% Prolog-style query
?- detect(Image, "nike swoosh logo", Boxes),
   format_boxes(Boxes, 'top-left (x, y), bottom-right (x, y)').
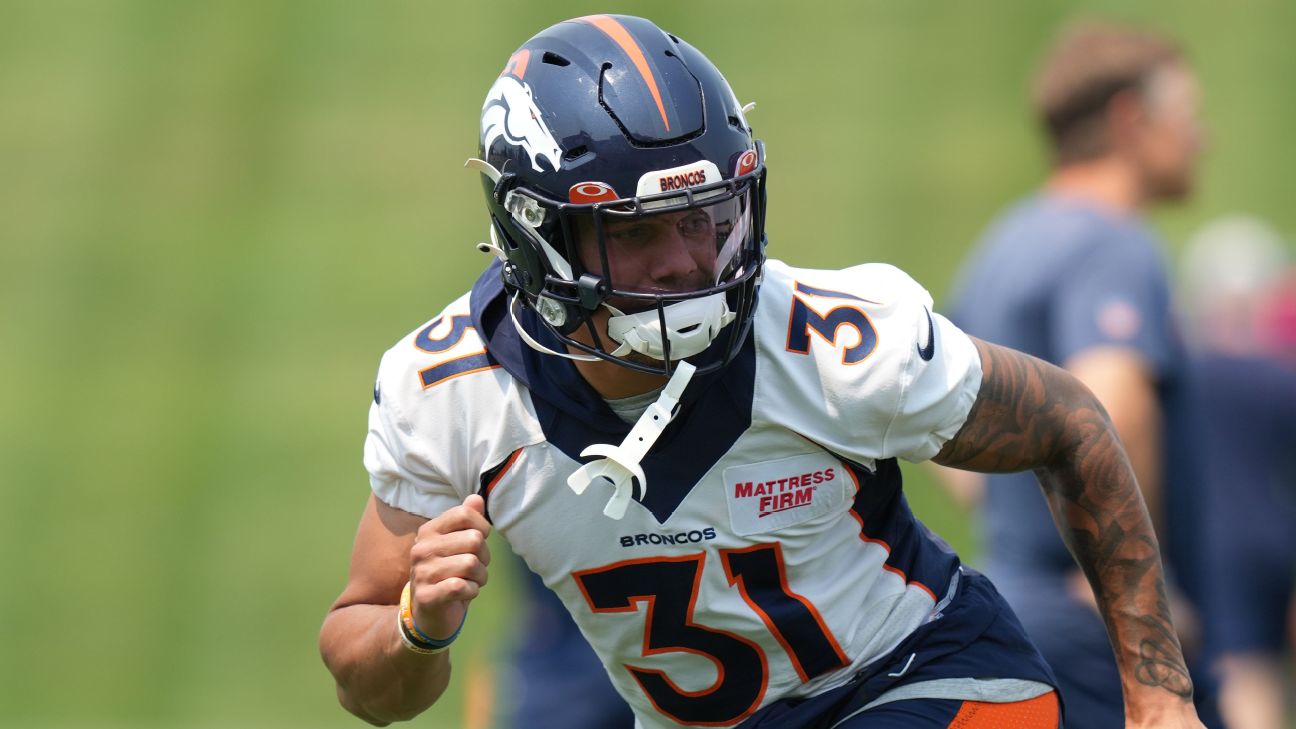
top-left (917, 308), bottom-right (935, 361)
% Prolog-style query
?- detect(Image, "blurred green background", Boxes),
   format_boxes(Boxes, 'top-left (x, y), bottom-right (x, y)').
top-left (2, 1), bottom-right (1293, 727)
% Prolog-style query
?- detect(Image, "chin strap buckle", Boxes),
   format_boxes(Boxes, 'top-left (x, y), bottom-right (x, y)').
top-left (566, 362), bottom-right (697, 519)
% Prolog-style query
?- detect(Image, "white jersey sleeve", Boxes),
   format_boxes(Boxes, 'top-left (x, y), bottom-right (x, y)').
top-left (877, 271), bottom-right (983, 462)
top-left (754, 260), bottom-right (982, 464)
top-left (362, 291), bottom-right (545, 518)
top-left (364, 348), bottom-right (461, 517)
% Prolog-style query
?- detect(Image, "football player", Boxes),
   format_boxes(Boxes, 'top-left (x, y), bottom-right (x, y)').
top-left (321, 15), bottom-right (1206, 729)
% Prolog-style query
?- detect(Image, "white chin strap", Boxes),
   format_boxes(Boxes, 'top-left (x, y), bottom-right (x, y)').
top-left (606, 294), bottom-right (736, 361)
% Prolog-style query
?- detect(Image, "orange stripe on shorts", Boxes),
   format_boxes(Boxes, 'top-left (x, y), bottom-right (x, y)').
top-left (947, 691), bottom-right (1059, 729)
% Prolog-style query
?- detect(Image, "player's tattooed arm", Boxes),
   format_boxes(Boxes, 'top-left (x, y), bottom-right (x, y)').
top-left (932, 338), bottom-right (1195, 716)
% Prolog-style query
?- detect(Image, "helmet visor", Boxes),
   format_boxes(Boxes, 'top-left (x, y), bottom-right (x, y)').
top-left (572, 189), bottom-right (755, 305)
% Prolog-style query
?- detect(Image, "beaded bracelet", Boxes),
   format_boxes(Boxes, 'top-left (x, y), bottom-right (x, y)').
top-left (396, 582), bottom-right (465, 655)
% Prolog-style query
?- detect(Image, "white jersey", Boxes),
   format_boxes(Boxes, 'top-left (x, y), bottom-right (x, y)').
top-left (365, 260), bottom-right (1018, 727)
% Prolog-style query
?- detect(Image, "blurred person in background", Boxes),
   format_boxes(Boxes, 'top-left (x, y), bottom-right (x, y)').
top-left (1179, 216), bottom-right (1296, 729)
top-left (945, 21), bottom-right (1218, 729)
top-left (320, 14), bottom-right (1209, 729)
top-left (1256, 267), bottom-right (1296, 366)
top-left (1180, 216), bottom-right (1289, 355)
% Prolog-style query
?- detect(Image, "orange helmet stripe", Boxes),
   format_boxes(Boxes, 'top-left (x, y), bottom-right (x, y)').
top-left (579, 15), bottom-right (670, 132)
top-left (501, 48), bottom-right (530, 79)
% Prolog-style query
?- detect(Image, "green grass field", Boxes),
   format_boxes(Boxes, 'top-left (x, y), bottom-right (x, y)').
top-left (2, 1), bottom-right (1293, 727)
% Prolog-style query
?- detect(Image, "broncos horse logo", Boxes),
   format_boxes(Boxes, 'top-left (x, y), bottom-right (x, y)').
top-left (481, 76), bottom-right (563, 173)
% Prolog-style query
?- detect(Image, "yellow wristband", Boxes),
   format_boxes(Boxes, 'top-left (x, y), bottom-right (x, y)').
top-left (397, 582), bottom-right (462, 654)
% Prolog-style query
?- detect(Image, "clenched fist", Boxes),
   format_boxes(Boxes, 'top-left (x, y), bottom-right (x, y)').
top-left (408, 494), bottom-right (492, 640)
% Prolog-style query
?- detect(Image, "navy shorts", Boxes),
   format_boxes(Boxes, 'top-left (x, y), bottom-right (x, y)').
top-left (739, 571), bottom-right (1058, 729)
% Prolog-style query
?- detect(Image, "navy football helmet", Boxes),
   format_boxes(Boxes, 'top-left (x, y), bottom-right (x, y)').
top-left (470, 14), bottom-right (767, 375)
